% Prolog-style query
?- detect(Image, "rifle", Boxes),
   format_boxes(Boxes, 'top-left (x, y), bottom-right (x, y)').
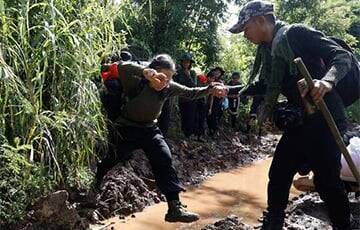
top-left (294, 58), bottom-right (360, 187)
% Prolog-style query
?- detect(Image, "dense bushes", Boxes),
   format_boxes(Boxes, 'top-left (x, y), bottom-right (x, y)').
top-left (0, 0), bottom-right (126, 222)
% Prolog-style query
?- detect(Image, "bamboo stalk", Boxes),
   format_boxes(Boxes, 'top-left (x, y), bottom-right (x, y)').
top-left (294, 57), bottom-right (360, 187)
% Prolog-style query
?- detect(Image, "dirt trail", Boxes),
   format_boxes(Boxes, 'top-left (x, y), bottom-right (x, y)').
top-left (93, 158), bottom-right (301, 230)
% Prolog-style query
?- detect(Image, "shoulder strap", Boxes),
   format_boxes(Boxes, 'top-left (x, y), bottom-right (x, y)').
top-left (271, 25), bottom-right (290, 57)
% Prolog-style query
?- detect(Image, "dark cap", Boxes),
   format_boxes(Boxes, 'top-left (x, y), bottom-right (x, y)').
top-left (120, 51), bottom-right (133, 61)
top-left (229, 0), bottom-right (274, 34)
top-left (231, 72), bottom-right (240, 78)
top-left (180, 53), bottom-right (195, 64)
top-left (211, 67), bottom-right (225, 75)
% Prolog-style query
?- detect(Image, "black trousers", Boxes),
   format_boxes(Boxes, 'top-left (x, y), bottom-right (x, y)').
top-left (249, 95), bottom-right (264, 115)
top-left (228, 98), bottom-right (239, 128)
top-left (194, 99), bottom-right (207, 137)
top-left (267, 113), bottom-right (350, 229)
top-left (98, 125), bottom-right (184, 195)
top-left (179, 101), bottom-right (196, 137)
top-left (207, 98), bottom-right (222, 135)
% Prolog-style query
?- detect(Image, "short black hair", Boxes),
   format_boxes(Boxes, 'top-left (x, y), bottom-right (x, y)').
top-left (149, 54), bottom-right (176, 71)
top-left (232, 72), bottom-right (240, 78)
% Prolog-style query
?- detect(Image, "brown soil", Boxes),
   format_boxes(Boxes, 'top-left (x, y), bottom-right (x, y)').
top-left (92, 158), bottom-right (301, 230)
top-left (94, 132), bottom-right (279, 221)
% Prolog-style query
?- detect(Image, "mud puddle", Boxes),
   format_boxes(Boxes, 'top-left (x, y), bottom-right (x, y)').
top-left (92, 158), bottom-right (301, 230)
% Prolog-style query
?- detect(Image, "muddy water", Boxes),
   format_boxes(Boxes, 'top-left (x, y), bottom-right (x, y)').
top-left (95, 158), bottom-right (301, 230)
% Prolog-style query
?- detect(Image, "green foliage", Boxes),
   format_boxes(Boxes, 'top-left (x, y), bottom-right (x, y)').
top-left (346, 100), bottom-right (360, 123)
top-left (275, 0), bottom-right (360, 121)
top-left (275, 0), bottom-right (359, 50)
top-left (114, 0), bottom-right (227, 67)
top-left (217, 35), bottom-right (256, 83)
top-left (0, 142), bottom-right (53, 222)
top-left (0, 0), bottom-right (126, 222)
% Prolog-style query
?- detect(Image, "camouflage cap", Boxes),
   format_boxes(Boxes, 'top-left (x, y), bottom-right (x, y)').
top-left (229, 0), bottom-right (274, 34)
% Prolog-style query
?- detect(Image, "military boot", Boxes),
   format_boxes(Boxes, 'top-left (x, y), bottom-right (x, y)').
top-left (333, 214), bottom-right (358, 230)
top-left (260, 215), bottom-right (284, 230)
top-left (165, 200), bottom-right (199, 223)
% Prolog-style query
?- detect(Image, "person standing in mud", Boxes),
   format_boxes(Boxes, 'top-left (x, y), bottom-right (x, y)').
top-left (226, 72), bottom-right (244, 130)
top-left (228, 0), bottom-right (359, 229)
top-left (97, 54), bottom-right (228, 223)
top-left (194, 73), bottom-right (209, 142)
top-left (207, 67), bottom-right (226, 137)
top-left (173, 53), bottom-right (197, 139)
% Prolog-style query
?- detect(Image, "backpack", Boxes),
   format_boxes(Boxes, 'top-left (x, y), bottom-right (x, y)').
top-left (328, 37), bottom-right (360, 107)
top-left (100, 60), bottom-right (146, 122)
top-left (285, 26), bottom-right (360, 107)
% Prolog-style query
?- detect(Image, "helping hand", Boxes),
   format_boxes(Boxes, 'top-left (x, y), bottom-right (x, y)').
top-left (208, 82), bottom-right (228, 98)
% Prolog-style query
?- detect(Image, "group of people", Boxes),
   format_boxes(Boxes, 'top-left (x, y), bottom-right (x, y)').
top-left (96, 0), bottom-right (360, 229)
top-left (160, 53), bottom-right (249, 141)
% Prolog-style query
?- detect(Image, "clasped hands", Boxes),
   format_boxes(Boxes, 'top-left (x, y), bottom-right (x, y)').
top-left (208, 82), bottom-right (228, 98)
top-left (143, 68), bottom-right (228, 97)
top-left (143, 68), bottom-right (170, 91)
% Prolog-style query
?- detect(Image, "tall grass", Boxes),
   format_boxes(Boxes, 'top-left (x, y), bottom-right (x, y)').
top-left (0, 0), bottom-right (128, 222)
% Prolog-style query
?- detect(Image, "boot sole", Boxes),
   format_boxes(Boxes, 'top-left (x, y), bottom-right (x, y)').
top-left (165, 216), bottom-right (199, 223)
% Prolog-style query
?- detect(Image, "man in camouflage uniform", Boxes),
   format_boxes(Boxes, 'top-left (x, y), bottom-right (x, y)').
top-left (229, 0), bottom-right (360, 229)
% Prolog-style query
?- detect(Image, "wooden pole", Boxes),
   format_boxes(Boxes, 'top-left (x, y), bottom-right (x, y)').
top-left (294, 57), bottom-right (360, 187)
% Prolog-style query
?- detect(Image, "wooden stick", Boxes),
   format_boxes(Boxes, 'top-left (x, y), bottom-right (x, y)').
top-left (294, 57), bottom-right (360, 187)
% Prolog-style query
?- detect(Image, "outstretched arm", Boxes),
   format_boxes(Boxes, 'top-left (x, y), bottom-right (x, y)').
top-left (168, 82), bottom-right (228, 99)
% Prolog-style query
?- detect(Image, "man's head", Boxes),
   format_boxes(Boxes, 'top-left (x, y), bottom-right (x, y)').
top-left (231, 72), bottom-right (240, 81)
top-left (149, 54), bottom-right (176, 89)
top-left (207, 72), bottom-right (216, 83)
top-left (180, 53), bottom-right (195, 70)
top-left (120, 51), bottom-right (132, 62)
top-left (229, 0), bottom-right (275, 44)
top-left (209, 67), bottom-right (225, 81)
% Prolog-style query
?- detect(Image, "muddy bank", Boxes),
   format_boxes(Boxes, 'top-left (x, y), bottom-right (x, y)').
top-left (202, 215), bottom-right (253, 230)
top-left (201, 125), bottom-right (360, 230)
top-left (203, 192), bottom-right (360, 230)
top-left (6, 190), bottom-right (89, 230)
top-left (3, 131), bottom-right (278, 230)
top-left (96, 158), bottom-right (301, 230)
top-left (95, 132), bottom-right (279, 220)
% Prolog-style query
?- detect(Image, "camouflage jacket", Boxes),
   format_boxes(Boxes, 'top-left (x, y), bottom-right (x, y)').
top-left (263, 22), bottom-right (354, 126)
top-left (248, 43), bottom-right (272, 85)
